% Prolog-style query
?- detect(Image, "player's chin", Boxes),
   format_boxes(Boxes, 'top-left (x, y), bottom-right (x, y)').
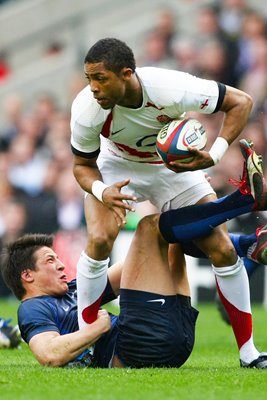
top-left (60, 282), bottom-right (69, 294)
top-left (96, 98), bottom-right (112, 109)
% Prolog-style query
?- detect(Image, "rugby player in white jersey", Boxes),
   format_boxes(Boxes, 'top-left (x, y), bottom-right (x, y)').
top-left (70, 38), bottom-right (267, 368)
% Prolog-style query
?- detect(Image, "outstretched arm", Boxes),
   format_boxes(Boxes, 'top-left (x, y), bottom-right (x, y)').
top-left (29, 309), bottom-right (110, 367)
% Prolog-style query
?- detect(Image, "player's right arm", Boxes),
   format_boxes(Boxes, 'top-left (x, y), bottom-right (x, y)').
top-left (29, 309), bottom-right (110, 367)
top-left (71, 92), bottom-right (136, 221)
top-left (73, 154), bottom-right (136, 225)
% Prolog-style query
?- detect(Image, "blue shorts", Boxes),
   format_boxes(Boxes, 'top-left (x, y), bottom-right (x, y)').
top-left (114, 289), bottom-right (199, 368)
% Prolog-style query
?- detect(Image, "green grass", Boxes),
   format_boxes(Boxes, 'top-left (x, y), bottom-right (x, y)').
top-left (1, 299), bottom-right (267, 400)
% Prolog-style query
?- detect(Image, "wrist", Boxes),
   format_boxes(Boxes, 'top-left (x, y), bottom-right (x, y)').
top-left (91, 180), bottom-right (108, 202)
top-left (209, 137), bottom-right (229, 165)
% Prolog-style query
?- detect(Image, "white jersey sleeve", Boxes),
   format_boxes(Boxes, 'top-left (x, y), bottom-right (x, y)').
top-left (70, 86), bottom-right (109, 156)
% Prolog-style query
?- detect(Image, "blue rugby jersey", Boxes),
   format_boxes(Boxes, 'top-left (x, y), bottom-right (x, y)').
top-left (18, 279), bottom-right (118, 367)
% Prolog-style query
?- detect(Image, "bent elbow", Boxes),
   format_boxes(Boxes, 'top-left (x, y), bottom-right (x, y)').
top-left (36, 354), bottom-right (66, 368)
top-left (242, 92), bottom-right (253, 114)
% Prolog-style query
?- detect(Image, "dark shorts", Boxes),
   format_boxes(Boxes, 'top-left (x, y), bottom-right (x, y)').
top-left (114, 289), bottom-right (199, 368)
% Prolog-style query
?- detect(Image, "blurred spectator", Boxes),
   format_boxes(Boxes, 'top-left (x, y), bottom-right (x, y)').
top-left (32, 92), bottom-right (58, 144)
top-left (194, 6), bottom-right (239, 85)
top-left (55, 168), bottom-right (84, 231)
top-left (171, 37), bottom-right (198, 75)
top-left (195, 38), bottom-right (230, 83)
top-left (0, 93), bottom-right (23, 149)
top-left (138, 7), bottom-right (178, 68)
top-left (235, 10), bottom-right (267, 82)
top-left (138, 29), bottom-right (176, 68)
top-left (215, 0), bottom-right (250, 39)
top-left (7, 134), bottom-right (50, 196)
top-left (0, 199), bottom-right (27, 297)
top-left (153, 8), bottom-right (177, 56)
top-left (238, 37), bottom-right (267, 114)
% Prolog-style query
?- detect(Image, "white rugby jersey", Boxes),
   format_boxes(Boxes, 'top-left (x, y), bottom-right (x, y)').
top-left (71, 67), bottom-right (224, 163)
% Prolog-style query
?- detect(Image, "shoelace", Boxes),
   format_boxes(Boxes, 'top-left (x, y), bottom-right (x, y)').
top-left (229, 162), bottom-right (251, 195)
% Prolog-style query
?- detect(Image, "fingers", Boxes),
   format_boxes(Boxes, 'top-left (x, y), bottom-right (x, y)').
top-left (112, 206), bottom-right (127, 227)
top-left (98, 309), bottom-right (109, 317)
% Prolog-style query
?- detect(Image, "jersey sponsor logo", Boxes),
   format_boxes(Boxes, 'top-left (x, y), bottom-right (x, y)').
top-left (111, 127), bottom-right (125, 135)
top-left (157, 115), bottom-right (173, 124)
top-left (147, 298), bottom-right (166, 306)
top-left (62, 305), bottom-right (70, 312)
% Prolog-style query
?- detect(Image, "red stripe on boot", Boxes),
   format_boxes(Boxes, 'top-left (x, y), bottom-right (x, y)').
top-left (216, 280), bottom-right (252, 349)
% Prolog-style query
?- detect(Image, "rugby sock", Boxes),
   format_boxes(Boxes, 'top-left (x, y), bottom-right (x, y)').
top-left (76, 251), bottom-right (109, 328)
top-left (231, 232), bottom-right (257, 258)
top-left (243, 258), bottom-right (259, 276)
top-left (181, 232), bottom-right (255, 259)
top-left (159, 190), bottom-right (254, 242)
top-left (181, 233), bottom-right (259, 276)
top-left (213, 258), bottom-right (259, 363)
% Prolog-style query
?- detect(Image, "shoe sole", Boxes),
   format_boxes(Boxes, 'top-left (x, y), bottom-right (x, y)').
top-left (254, 235), bottom-right (267, 264)
top-left (251, 173), bottom-right (266, 210)
top-left (259, 247), bottom-right (267, 264)
top-left (241, 141), bottom-right (265, 209)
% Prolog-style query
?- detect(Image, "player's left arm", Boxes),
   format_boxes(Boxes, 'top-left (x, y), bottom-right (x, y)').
top-left (29, 309), bottom-right (111, 367)
top-left (215, 85), bottom-right (253, 145)
top-left (168, 85), bottom-right (253, 172)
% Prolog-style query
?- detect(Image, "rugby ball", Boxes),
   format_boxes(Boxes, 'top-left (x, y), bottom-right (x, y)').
top-left (156, 118), bottom-right (207, 163)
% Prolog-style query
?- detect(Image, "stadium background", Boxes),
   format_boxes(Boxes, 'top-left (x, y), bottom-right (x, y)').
top-left (0, 0), bottom-right (266, 305)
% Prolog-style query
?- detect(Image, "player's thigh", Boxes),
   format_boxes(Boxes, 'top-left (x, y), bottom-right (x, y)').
top-left (168, 244), bottom-right (190, 296)
top-left (120, 215), bottom-right (177, 295)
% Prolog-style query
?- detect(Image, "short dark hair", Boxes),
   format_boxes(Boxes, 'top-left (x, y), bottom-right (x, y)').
top-left (84, 38), bottom-right (136, 74)
top-left (1, 234), bottom-right (54, 300)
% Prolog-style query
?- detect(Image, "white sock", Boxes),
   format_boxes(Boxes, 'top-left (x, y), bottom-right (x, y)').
top-left (213, 257), bottom-right (259, 363)
top-left (77, 251), bottom-right (109, 329)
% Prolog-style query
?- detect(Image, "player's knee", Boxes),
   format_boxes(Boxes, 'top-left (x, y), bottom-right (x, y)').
top-left (136, 214), bottom-right (160, 238)
top-left (211, 241), bottom-right (237, 267)
top-left (88, 229), bottom-right (118, 255)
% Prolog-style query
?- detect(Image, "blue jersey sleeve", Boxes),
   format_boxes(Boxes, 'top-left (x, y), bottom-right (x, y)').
top-left (18, 297), bottom-right (60, 343)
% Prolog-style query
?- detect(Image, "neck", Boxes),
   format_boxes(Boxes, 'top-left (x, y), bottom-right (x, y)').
top-left (120, 73), bottom-right (143, 108)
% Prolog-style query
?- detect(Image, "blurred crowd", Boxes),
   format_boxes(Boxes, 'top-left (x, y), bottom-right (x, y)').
top-left (0, 0), bottom-right (267, 296)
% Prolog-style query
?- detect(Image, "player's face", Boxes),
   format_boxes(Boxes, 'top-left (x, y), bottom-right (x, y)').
top-left (31, 247), bottom-right (68, 296)
top-left (84, 62), bottom-right (129, 109)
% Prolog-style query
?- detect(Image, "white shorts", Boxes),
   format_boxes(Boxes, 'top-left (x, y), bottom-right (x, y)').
top-left (97, 151), bottom-right (215, 211)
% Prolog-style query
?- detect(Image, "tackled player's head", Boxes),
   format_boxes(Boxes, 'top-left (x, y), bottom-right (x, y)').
top-left (1, 234), bottom-right (54, 299)
top-left (84, 38), bottom-right (136, 74)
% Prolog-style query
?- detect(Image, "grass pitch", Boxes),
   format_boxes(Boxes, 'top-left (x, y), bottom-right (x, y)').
top-left (1, 299), bottom-right (267, 400)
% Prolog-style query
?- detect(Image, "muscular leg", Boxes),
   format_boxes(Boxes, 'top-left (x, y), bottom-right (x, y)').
top-left (77, 194), bottom-right (121, 328)
top-left (85, 194), bottom-right (121, 260)
top-left (162, 192), bottom-right (260, 365)
top-left (120, 214), bottom-right (187, 296)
